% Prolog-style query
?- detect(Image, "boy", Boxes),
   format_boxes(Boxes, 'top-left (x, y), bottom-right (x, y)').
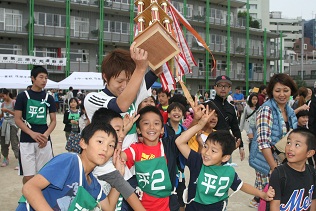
top-left (157, 88), bottom-right (171, 124)
top-left (91, 108), bottom-right (143, 211)
top-left (296, 110), bottom-right (309, 128)
top-left (15, 66), bottom-right (57, 184)
top-left (121, 106), bottom-right (181, 211)
top-left (188, 101), bottom-right (218, 152)
top-left (269, 128), bottom-right (316, 211)
top-left (175, 107), bottom-right (275, 211)
top-left (16, 123), bottom-right (143, 211)
top-left (164, 102), bottom-right (187, 211)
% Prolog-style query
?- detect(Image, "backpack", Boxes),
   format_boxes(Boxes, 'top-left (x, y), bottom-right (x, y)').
top-left (262, 164), bottom-right (316, 211)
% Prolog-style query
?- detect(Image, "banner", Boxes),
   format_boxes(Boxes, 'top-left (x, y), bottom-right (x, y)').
top-left (0, 54), bottom-right (67, 66)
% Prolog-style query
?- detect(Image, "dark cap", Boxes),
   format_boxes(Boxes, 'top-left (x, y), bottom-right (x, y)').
top-left (215, 75), bottom-right (232, 86)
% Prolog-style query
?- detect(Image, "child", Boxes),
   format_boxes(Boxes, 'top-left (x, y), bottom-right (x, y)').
top-left (188, 101), bottom-right (218, 153)
top-left (78, 102), bottom-right (89, 133)
top-left (175, 107), bottom-right (275, 211)
top-left (138, 95), bottom-right (156, 111)
top-left (64, 97), bottom-right (82, 153)
top-left (157, 88), bottom-right (171, 124)
top-left (121, 106), bottom-right (181, 211)
top-left (91, 108), bottom-right (143, 211)
top-left (269, 128), bottom-right (316, 211)
top-left (14, 66), bottom-right (57, 184)
top-left (164, 102), bottom-right (187, 211)
top-left (0, 88), bottom-right (19, 168)
top-left (16, 123), bottom-right (141, 211)
top-left (296, 110), bottom-right (309, 129)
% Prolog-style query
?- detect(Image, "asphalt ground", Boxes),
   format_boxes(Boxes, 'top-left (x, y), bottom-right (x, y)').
top-left (0, 113), bottom-right (257, 211)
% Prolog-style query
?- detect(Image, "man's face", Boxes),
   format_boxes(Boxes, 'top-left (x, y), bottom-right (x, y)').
top-left (214, 82), bottom-right (231, 99)
top-left (235, 89), bottom-right (240, 94)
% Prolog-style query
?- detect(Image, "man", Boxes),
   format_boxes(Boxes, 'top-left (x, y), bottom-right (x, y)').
top-left (258, 85), bottom-right (267, 106)
top-left (210, 75), bottom-right (245, 160)
top-left (15, 66), bottom-right (57, 184)
top-left (233, 86), bottom-right (245, 120)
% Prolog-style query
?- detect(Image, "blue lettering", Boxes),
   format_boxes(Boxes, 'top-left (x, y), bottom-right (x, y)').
top-left (280, 185), bottom-right (314, 211)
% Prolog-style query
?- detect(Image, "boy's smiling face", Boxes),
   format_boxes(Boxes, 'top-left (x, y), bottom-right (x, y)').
top-left (137, 112), bottom-right (164, 146)
top-left (201, 140), bottom-right (230, 166)
top-left (168, 107), bottom-right (183, 123)
top-left (80, 130), bottom-right (116, 166)
top-left (285, 133), bottom-right (314, 165)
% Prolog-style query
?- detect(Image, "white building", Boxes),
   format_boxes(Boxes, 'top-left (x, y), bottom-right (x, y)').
top-left (239, 0), bottom-right (270, 29)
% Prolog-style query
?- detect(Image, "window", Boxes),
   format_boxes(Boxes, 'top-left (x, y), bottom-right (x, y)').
top-left (311, 70), bottom-right (316, 75)
top-left (250, 4), bottom-right (257, 9)
top-left (250, 13), bottom-right (257, 19)
top-left (0, 44), bottom-right (22, 55)
top-left (216, 60), bottom-right (227, 71)
top-left (0, 8), bottom-right (22, 31)
top-left (298, 71), bottom-right (306, 76)
top-left (187, 4), bottom-right (193, 18)
top-left (304, 44), bottom-right (307, 49)
top-left (71, 17), bottom-right (89, 37)
top-left (198, 59), bottom-right (204, 69)
top-left (35, 12), bottom-right (65, 27)
top-left (197, 6), bottom-right (205, 17)
top-left (62, 48), bottom-right (89, 62)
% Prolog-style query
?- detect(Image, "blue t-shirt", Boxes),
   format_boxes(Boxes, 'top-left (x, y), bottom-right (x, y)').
top-left (16, 153), bottom-right (106, 211)
top-left (233, 93), bottom-right (244, 101)
top-left (185, 150), bottom-right (242, 211)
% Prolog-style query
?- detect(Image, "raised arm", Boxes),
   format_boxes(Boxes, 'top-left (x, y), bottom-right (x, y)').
top-left (175, 107), bottom-right (214, 159)
top-left (116, 42), bottom-right (148, 112)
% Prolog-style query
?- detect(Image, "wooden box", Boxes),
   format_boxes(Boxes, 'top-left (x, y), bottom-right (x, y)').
top-left (134, 21), bottom-right (180, 70)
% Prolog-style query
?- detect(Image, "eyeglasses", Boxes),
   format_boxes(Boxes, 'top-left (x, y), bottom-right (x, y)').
top-left (216, 84), bottom-right (231, 89)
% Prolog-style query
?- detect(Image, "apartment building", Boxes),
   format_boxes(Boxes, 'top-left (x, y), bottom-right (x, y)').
top-left (304, 18), bottom-right (316, 48)
top-left (0, 0), bottom-right (279, 94)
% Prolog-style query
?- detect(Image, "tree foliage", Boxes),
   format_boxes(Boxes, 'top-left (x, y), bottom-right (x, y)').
top-left (238, 11), bottom-right (260, 29)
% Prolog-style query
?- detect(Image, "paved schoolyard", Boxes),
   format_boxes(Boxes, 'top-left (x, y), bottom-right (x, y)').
top-left (0, 113), bottom-right (257, 210)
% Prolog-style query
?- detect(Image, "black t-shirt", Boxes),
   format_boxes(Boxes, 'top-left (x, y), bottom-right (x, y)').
top-left (269, 163), bottom-right (316, 211)
top-left (15, 90), bottom-right (56, 143)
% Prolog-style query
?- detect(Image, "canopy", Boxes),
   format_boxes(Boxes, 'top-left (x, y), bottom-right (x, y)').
top-left (151, 81), bottom-right (162, 89)
top-left (0, 69), bottom-right (58, 89)
top-left (57, 72), bottom-right (104, 90)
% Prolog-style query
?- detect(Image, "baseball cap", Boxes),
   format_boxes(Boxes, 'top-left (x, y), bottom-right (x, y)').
top-left (215, 75), bottom-right (232, 86)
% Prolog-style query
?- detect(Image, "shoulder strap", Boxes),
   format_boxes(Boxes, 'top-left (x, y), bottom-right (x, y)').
top-left (208, 100), bottom-right (231, 130)
top-left (277, 165), bottom-right (287, 196)
top-left (246, 109), bottom-right (256, 120)
top-left (24, 90), bottom-right (30, 99)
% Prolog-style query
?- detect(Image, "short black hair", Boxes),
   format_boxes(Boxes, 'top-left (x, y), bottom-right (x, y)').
top-left (81, 122), bottom-right (118, 148)
top-left (259, 85), bottom-right (266, 93)
top-left (91, 108), bottom-right (122, 125)
top-left (69, 86), bottom-right (73, 91)
top-left (136, 106), bottom-right (163, 128)
top-left (157, 88), bottom-right (171, 97)
top-left (289, 128), bottom-right (316, 151)
top-left (235, 86), bottom-right (240, 90)
top-left (296, 110), bottom-right (309, 119)
top-left (206, 130), bottom-right (236, 156)
top-left (167, 102), bottom-right (186, 116)
top-left (31, 66), bottom-right (48, 79)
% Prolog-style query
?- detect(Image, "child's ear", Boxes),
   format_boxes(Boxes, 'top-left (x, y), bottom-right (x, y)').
top-left (79, 138), bottom-right (87, 150)
top-left (221, 155), bottom-right (231, 163)
top-left (307, 149), bottom-right (315, 158)
top-left (160, 126), bottom-right (165, 135)
top-left (136, 127), bottom-right (141, 135)
top-left (102, 73), bottom-right (107, 83)
top-left (168, 113), bottom-right (171, 118)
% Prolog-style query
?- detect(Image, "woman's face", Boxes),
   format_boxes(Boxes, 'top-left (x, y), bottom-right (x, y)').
top-left (251, 96), bottom-right (258, 106)
top-left (272, 82), bottom-right (291, 106)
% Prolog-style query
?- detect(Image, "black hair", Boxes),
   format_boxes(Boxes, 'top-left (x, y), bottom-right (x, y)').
top-left (235, 86), bottom-right (240, 90)
top-left (157, 88), bottom-right (171, 97)
top-left (81, 122), bottom-right (118, 148)
top-left (136, 106), bottom-right (163, 128)
top-left (167, 102), bottom-right (186, 116)
top-left (247, 93), bottom-right (259, 108)
top-left (31, 66), bottom-right (48, 79)
top-left (289, 128), bottom-right (316, 151)
top-left (266, 73), bottom-right (297, 99)
top-left (202, 100), bottom-right (218, 115)
top-left (259, 85), bottom-right (266, 93)
top-left (91, 108), bottom-right (122, 125)
top-left (68, 97), bottom-right (79, 109)
top-left (169, 94), bottom-right (188, 108)
top-left (296, 110), bottom-right (309, 119)
top-left (69, 86), bottom-right (73, 91)
top-left (206, 130), bottom-right (236, 156)
top-left (0, 88), bottom-right (13, 99)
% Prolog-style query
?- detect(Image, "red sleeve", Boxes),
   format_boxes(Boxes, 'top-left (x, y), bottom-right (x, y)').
top-left (124, 145), bottom-right (136, 169)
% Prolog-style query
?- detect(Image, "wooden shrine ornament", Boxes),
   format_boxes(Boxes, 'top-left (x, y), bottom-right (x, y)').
top-left (134, 0), bottom-right (180, 70)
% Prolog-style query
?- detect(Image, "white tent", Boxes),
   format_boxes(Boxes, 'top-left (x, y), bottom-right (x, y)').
top-left (57, 72), bottom-right (104, 90)
top-left (0, 69), bottom-right (58, 89)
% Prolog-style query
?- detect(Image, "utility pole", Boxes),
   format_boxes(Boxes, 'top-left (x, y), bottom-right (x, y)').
top-left (301, 19), bottom-right (304, 80)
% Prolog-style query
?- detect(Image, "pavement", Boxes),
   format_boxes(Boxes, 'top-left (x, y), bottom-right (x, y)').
top-left (0, 113), bottom-right (258, 211)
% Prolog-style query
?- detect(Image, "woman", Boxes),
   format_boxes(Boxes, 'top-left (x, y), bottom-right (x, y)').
top-left (249, 74), bottom-right (298, 208)
top-left (292, 86), bottom-right (309, 113)
top-left (239, 93), bottom-right (259, 152)
top-left (0, 88), bottom-right (19, 169)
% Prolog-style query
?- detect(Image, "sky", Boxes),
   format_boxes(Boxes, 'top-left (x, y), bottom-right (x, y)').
top-left (270, 0), bottom-right (316, 20)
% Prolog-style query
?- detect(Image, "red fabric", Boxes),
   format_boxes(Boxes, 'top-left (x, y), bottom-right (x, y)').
top-left (258, 184), bottom-right (269, 211)
top-left (124, 142), bottom-right (169, 211)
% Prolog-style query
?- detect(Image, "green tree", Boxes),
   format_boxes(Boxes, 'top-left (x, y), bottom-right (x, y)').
top-left (293, 76), bottom-right (307, 88)
top-left (237, 11), bottom-right (260, 29)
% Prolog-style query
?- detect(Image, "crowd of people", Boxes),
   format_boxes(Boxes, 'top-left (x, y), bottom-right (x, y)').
top-left (0, 41), bottom-right (315, 211)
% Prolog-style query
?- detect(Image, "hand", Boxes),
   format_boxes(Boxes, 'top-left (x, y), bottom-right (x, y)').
top-left (123, 113), bottom-right (140, 134)
top-left (239, 148), bottom-right (245, 161)
top-left (264, 186), bottom-right (275, 201)
top-left (30, 132), bottom-right (48, 148)
top-left (190, 96), bottom-right (205, 121)
top-left (235, 138), bottom-right (241, 149)
top-left (70, 120), bottom-right (78, 125)
top-left (1, 108), bottom-right (8, 113)
top-left (298, 104), bottom-right (309, 111)
top-left (197, 106), bottom-right (215, 128)
top-left (113, 149), bottom-right (125, 176)
top-left (130, 42), bottom-right (148, 72)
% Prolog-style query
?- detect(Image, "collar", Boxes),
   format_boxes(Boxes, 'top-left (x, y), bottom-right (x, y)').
top-left (215, 94), bottom-right (227, 104)
top-left (102, 87), bottom-right (115, 97)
